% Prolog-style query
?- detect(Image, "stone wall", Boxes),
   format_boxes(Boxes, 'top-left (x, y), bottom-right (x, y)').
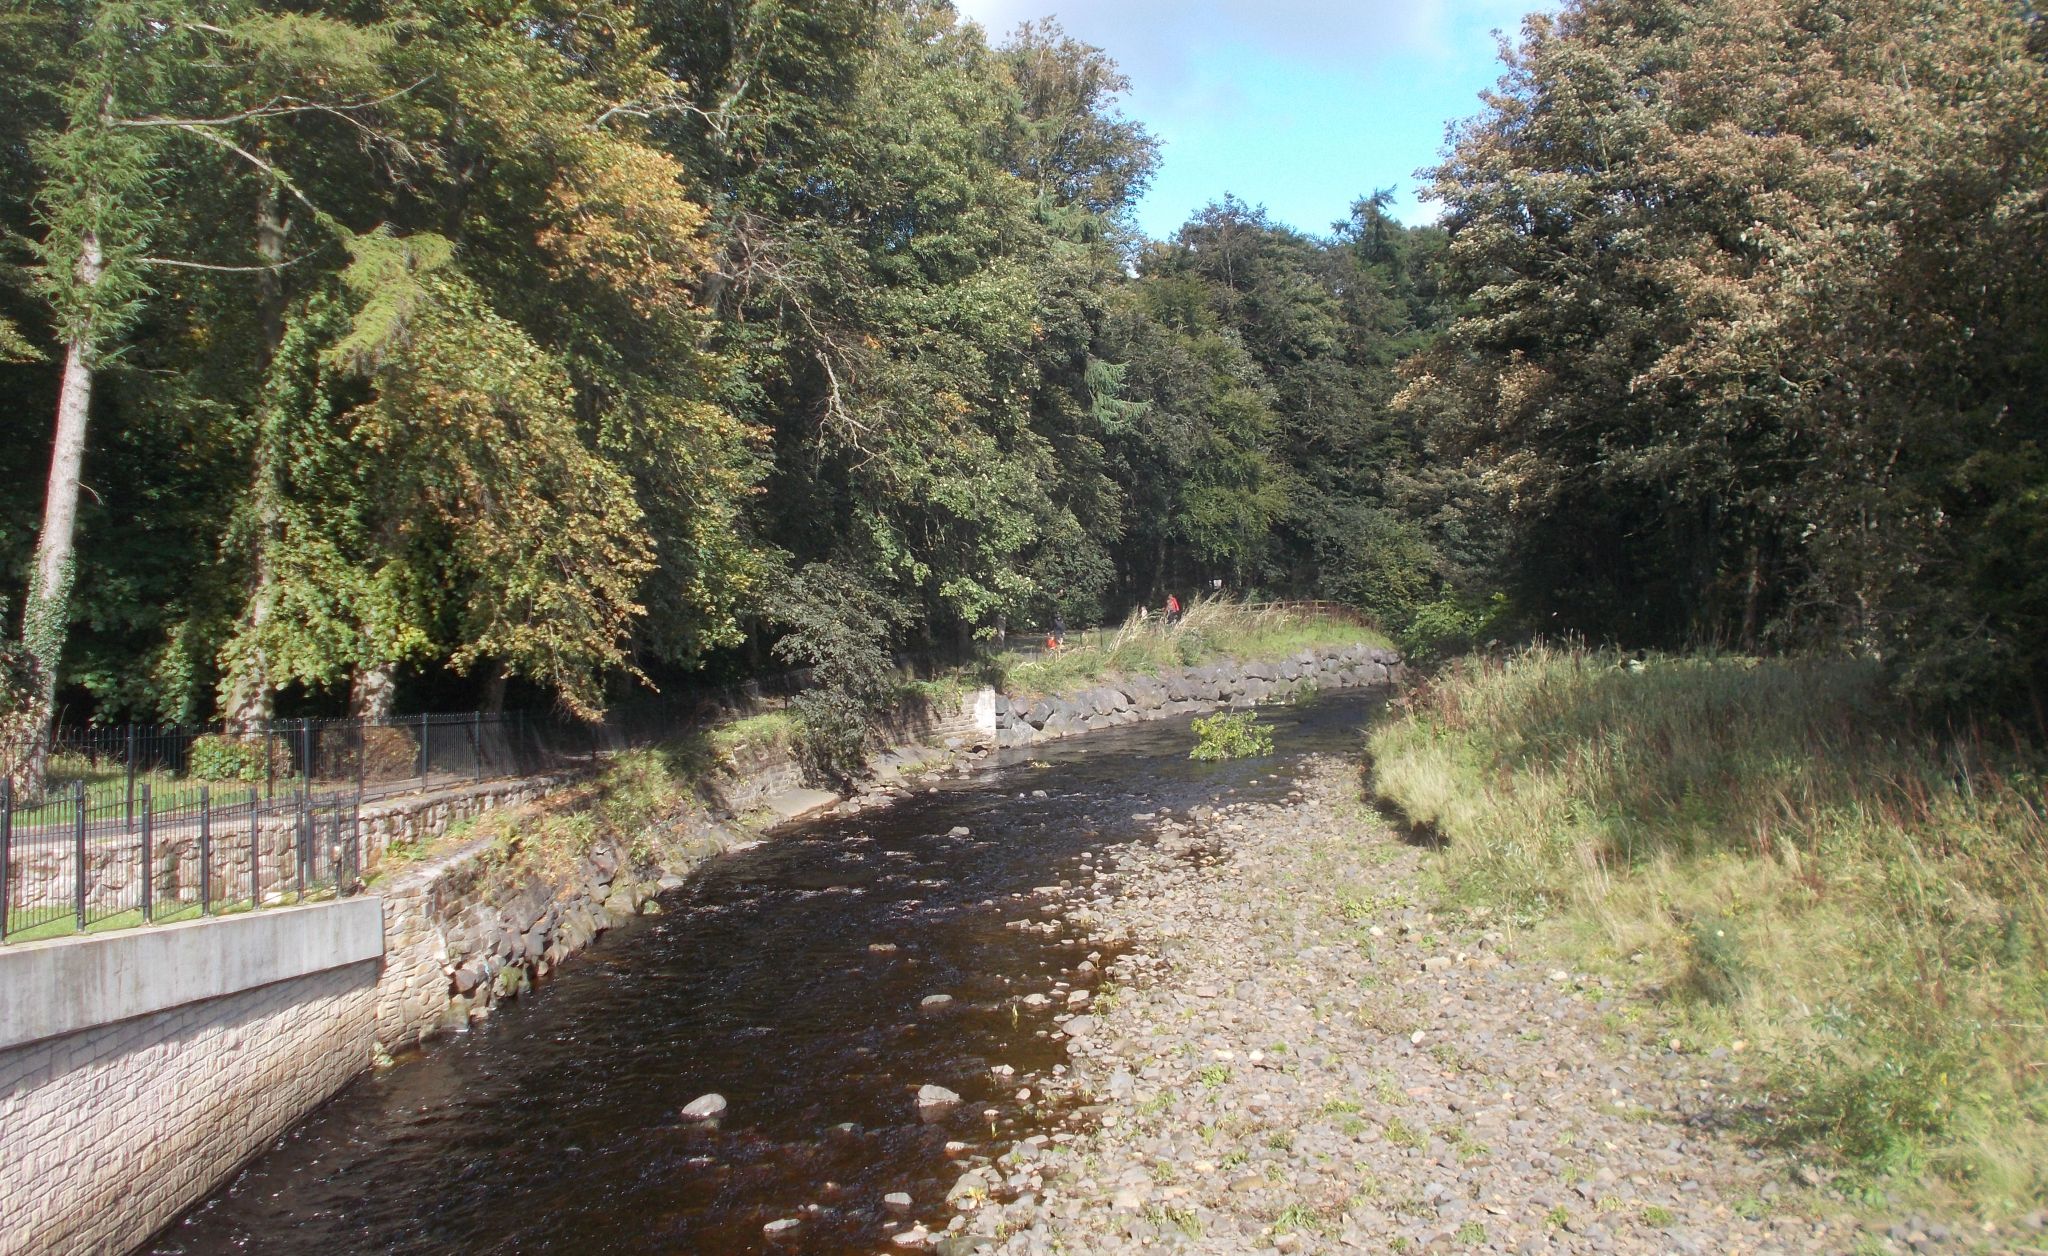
top-left (0, 903), bottom-right (383, 1256)
top-left (370, 803), bottom-right (748, 1051)
top-left (986, 643), bottom-right (1405, 748)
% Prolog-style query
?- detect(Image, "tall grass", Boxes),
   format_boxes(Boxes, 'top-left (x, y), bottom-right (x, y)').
top-left (1369, 646), bottom-right (2048, 1211)
top-left (991, 597), bottom-right (1387, 697)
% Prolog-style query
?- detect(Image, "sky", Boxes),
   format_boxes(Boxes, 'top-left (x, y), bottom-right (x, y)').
top-left (951, 0), bottom-right (1543, 240)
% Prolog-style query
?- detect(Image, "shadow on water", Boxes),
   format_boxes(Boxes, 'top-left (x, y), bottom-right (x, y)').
top-left (152, 690), bottom-right (1388, 1256)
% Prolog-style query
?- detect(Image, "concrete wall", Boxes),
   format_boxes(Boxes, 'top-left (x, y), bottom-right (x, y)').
top-left (0, 902), bottom-right (383, 1256)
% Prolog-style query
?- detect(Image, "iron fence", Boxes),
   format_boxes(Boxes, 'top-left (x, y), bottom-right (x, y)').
top-left (0, 778), bottom-right (364, 943)
top-left (0, 701), bottom-right (784, 944)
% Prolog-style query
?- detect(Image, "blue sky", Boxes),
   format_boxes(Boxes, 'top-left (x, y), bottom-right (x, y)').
top-left (952, 0), bottom-right (1544, 240)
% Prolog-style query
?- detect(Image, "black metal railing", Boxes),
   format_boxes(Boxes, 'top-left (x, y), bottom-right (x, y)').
top-left (0, 699), bottom-right (778, 944)
top-left (0, 776), bottom-right (364, 943)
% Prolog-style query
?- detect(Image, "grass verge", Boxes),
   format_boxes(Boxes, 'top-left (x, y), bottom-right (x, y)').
top-left (1367, 645), bottom-right (2047, 1213)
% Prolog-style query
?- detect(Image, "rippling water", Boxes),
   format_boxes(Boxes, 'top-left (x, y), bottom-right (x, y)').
top-left (152, 690), bottom-right (1383, 1255)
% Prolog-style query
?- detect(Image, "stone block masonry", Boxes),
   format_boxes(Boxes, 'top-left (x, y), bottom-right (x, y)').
top-left (0, 902), bottom-right (383, 1256)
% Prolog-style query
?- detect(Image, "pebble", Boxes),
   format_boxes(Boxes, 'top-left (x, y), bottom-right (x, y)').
top-left (944, 756), bottom-right (1979, 1256)
top-left (679, 1093), bottom-right (726, 1121)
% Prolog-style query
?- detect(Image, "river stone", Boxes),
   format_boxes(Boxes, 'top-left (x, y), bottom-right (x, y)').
top-left (763, 1218), bottom-right (801, 1239)
top-left (885, 1191), bottom-right (914, 1215)
top-left (921, 994), bottom-right (955, 1010)
top-left (680, 1093), bottom-right (728, 1120)
top-left (917, 1084), bottom-right (962, 1120)
top-left (1059, 1015), bottom-right (1099, 1038)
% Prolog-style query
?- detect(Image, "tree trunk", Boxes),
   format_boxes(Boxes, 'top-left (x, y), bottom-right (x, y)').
top-left (480, 663), bottom-right (508, 715)
top-left (1740, 543), bottom-right (1763, 653)
top-left (221, 184), bottom-right (292, 732)
top-left (17, 232), bottom-right (103, 792)
top-left (349, 662), bottom-right (397, 721)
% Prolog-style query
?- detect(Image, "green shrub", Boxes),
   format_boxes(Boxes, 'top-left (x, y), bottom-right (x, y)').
top-left (1399, 591), bottom-right (1511, 664)
top-left (188, 733), bottom-right (279, 783)
top-left (1189, 711), bottom-right (1274, 761)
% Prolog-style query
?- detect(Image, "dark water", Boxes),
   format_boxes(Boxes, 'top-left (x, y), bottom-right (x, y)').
top-left (152, 691), bottom-right (1382, 1256)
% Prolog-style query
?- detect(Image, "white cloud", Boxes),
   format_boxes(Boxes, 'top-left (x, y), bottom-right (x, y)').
top-left (952, 0), bottom-right (1531, 96)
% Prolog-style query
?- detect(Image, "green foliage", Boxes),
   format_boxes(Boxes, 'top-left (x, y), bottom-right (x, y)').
top-left (1401, 592), bottom-right (1512, 665)
top-left (187, 734), bottom-right (273, 783)
top-left (992, 598), bottom-right (1385, 696)
top-left (1408, 0), bottom-right (2048, 705)
top-left (768, 562), bottom-right (914, 783)
top-left (1189, 711), bottom-right (1274, 761)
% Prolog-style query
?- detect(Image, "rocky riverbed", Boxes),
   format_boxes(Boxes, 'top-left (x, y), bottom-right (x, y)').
top-left (913, 757), bottom-right (2017, 1256)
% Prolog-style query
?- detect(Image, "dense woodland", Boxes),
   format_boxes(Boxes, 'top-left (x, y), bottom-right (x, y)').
top-left (1, 0), bottom-right (2043, 754)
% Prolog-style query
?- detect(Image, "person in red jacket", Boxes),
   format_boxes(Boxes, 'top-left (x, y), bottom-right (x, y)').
top-left (1165, 593), bottom-right (1181, 626)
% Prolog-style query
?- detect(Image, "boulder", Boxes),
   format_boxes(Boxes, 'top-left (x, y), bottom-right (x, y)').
top-left (916, 1084), bottom-right (962, 1121)
top-left (681, 1093), bottom-right (728, 1120)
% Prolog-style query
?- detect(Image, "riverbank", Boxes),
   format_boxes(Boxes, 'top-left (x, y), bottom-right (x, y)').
top-left (1369, 649), bottom-right (2047, 1221)
top-left (363, 636), bottom-right (1402, 1053)
top-left (938, 757), bottom-right (2022, 1255)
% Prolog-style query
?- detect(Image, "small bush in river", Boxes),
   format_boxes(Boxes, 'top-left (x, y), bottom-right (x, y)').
top-left (1189, 711), bottom-right (1274, 761)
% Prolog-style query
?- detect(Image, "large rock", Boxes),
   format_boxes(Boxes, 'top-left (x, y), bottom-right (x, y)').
top-left (916, 1084), bottom-right (962, 1121)
top-left (681, 1093), bottom-right (728, 1120)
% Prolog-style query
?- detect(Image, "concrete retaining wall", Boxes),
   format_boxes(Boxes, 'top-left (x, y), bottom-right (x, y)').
top-left (0, 902), bottom-right (383, 1256)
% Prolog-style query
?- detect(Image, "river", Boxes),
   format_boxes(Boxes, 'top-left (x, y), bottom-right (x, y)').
top-left (150, 689), bottom-right (1385, 1255)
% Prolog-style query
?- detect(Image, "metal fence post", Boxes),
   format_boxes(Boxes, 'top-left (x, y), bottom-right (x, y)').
top-left (249, 786), bottom-right (261, 907)
top-left (125, 724), bottom-right (136, 830)
top-left (1, 779), bottom-right (11, 942)
top-left (419, 713), bottom-right (431, 782)
top-left (265, 720), bottom-right (276, 804)
top-left (139, 783), bottom-right (153, 923)
top-left (355, 718), bottom-right (366, 801)
top-left (471, 711), bottom-right (483, 783)
top-left (299, 719), bottom-right (312, 806)
top-left (199, 785), bottom-right (212, 915)
top-left (73, 780), bottom-right (87, 932)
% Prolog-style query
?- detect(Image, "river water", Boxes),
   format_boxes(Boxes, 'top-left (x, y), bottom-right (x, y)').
top-left (151, 690), bottom-right (1384, 1255)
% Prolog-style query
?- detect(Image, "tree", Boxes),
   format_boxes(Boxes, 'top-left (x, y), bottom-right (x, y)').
top-left (11, 2), bottom-right (400, 786)
top-left (1407, 0), bottom-right (2048, 705)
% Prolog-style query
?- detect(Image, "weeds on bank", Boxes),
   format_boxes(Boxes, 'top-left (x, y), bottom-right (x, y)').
top-left (1368, 645), bottom-right (2048, 1212)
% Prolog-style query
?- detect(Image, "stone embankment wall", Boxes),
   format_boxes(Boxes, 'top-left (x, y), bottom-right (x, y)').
top-left (987, 643), bottom-right (1405, 747)
top-left (371, 803), bottom-right (745, 1050)
top-left (0, 901), bottom-right (383, 1256)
